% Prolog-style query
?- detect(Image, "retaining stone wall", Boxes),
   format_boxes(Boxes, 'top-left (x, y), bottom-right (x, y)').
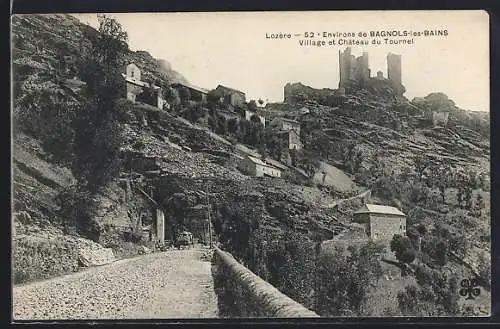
top-left (212, 247), bottom-right (319, 318)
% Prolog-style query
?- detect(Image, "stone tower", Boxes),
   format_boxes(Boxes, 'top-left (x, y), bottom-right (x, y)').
top-left (338, 47), bottom-right (352, 88)
top-left (358, 52), bottom-right (370, 82)
top-left (387, 53), bottom-right (402, 86)
top-left (338, 48), bottom-right (370, 88)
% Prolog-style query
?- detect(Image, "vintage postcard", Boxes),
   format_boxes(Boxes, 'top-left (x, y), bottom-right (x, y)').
top-left (11, 10), bottom-right (490, 320)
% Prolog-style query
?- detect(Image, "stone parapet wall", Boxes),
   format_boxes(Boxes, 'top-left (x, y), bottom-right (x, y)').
top-left (212, 247), bottom-right (319, 318)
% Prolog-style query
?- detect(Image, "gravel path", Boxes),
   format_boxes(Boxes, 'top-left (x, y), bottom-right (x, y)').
top-left (13, 247), bottom-right (218, 320)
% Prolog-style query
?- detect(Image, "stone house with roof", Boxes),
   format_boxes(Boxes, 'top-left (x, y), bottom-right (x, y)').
top-left (432, 111), bottom-right (450, 127)
top-left (171, 82), bottom-right (209, 104)
top-left (270, 117), bottom-right (301, 135)
top-left (216, 85), bottom-right (246, 107)
top-left (278, 129), bottom-right (302, 150)
top-left (239, 155), bottom-right (282, 178)
top-left (270, 117), bottom-right (302, 150)
top-left (245, 110), bottom-right (266, 127)
top-left (353, 204), bottom-right (406, 241)
top-left (122, 63), bottom-right (165, 109)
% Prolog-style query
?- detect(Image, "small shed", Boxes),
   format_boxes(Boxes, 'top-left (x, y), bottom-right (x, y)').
top-left (353, 204), bottom-right (406, 241)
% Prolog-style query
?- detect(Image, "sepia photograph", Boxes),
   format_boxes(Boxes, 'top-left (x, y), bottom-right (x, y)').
top-left (11, 10), bottom-right (490, 320)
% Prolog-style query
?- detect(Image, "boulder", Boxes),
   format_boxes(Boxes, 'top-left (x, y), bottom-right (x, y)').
top-left (138, 245), bottom-right (152, 255)
top-left (78, 245), bottom-right (115, 267)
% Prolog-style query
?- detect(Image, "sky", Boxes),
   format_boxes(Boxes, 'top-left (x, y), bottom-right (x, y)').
top-left (72, 11), bottom-right (489, 111)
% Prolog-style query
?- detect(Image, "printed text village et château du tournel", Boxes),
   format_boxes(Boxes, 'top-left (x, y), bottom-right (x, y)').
top-left (266, 29), bottom-right (448, 46)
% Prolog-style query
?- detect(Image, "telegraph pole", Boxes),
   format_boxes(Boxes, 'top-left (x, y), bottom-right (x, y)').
top-left (206, 183), bottom-right (212, 249)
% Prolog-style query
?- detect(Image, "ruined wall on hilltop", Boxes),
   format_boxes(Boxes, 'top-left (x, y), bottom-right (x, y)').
top-left (283, 82), bottom-right (338, 104)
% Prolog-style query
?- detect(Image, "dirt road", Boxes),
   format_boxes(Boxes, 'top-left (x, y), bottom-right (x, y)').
top-left (12, 247), bottom-right (218, 320)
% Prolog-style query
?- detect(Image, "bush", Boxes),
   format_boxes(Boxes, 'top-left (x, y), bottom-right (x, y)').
top-left (390, 234), bottom-right (417, 264)
top-left (420, 235), bottom-right (448, 267)
top-left (315, 242), bottom-right (384, 316)
top-left (56, 186), bottom-right (102, 241)
top-left (263, 230), bottom-right (316, 309)
top-left (477, 253), bottom-right (491, 288)
top-left (398, 264), bottom-right (460, 316)
top-left (13, 74), bottom-right (78, 165)
top-left (13, 237), bottom-right (80, 284)
top-left (123, 230), bottom-right (144, 243)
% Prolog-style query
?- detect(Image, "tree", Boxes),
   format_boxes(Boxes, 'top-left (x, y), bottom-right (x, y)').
top-left (248, 100), bottom-right (258, 112)
top-left (477, 253), bottom-right (491, 288)
top-left (74, 14), bottom-right (128, 192)
top-left (207, 89), bottom-right (223, 104)
top-left (13, 73), bottom-right (78, 164)
top-left (227, 118), bottom-right (238, 135)
top-left (473, 193), bottom-right (485, 217)
top-left (136, 83), bottom-right (157, 106)
top-left (449, 233), bottom-right (469, 259)
top-left (425, 164), bottom-right (452, 204)
top-left (65, 15), bottom-right (129, 241)
top-left (258, 98), bottom-right (264, 106)
top-left (264, 230), bottom-right (316, 309)
top-left (421, 235), bottom-right (448, 267)
top-left (178, 86), bottom-right (191, 104)
top-left (265, 129), bottom-right (284, 161)
top-left (315, 242), bottom-right (384, 316)
top-left (406, 226), bottom-right (421, 250)
top-left (398, 264), bottom-right (460, 316)
top-left (390, 234), bottom-right (417, 264)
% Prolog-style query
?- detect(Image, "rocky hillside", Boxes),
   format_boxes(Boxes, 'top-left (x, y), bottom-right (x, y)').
top-left (12, 13), bottom-right (490, 316)
top-left (12, 14), bottom-right (187, 87)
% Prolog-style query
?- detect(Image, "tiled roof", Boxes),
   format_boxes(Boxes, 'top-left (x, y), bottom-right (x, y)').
top-left (171, 82), bottom-right (209, 94)
top-left (216, 85), bottom-right (246, 96)
top-left (247, 155), bottom-right (267, 166)
top-left (264, 157), bottom-right (288, 170)
top-left (282, 117), bottom-right (300, 124)
top-left (354, 204), bottom-right (406, 216)
top-left (123, 74), bottom-right (161, 89)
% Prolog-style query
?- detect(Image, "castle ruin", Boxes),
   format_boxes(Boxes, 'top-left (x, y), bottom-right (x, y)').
top-left (338, 47), bottom-right (404, 95)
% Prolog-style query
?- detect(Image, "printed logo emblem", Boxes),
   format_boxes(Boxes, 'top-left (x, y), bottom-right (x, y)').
top-left (459, 278), bottom-right (481, 300)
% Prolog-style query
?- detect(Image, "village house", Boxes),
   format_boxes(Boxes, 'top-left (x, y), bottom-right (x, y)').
top-left (215, 85), bottom-right (246, 107)
top-left (245, 109), bottom-right (266, 127)
top-left (269, 117), bottom-right (302, 150)
top-left (119, 176), bottom-right (166, 246)
top-left (171, 82), bottom-right (209, 104)
top-left (239, 155), bottom-right (282, 178)
top-left (218, 109), bottom-right (241, 122)
top-left (122, 63), bottom-right (165, 109)
top-left (353, 204), bottom-right (406, 241)
top-left (281, 118), bottom-right (301, 135)
top-left (432, 110), bottom-right (450, 127)
top-left (263, 157), bottom-right (288, 172)
top-left (270, 117), bottom-right (301, 135)
top-left (279, 129), bottom-right (302, 150)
